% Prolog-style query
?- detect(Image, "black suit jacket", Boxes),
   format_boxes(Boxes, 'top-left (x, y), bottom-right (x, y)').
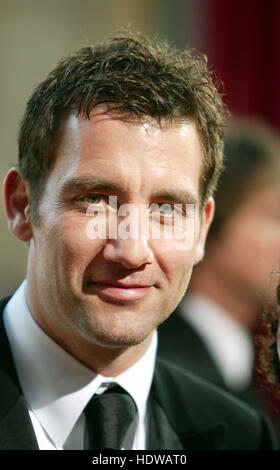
top-left (0, 296), bottom-right (277, 450)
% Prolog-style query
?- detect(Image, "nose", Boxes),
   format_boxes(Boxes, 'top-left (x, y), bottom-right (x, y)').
top-left (103, 236), bottom-right (154, 269)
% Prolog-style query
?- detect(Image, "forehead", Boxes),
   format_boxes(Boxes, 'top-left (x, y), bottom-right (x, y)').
top-left (51, 111), bottom-right (203, 199)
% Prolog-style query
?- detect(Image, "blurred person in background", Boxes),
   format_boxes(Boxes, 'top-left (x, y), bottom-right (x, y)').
top-left (255, 284), bottom-right (280, 433)
top-left (158, 118), bottom-right (280, 401)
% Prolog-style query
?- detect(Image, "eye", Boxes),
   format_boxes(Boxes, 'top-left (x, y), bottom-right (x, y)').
top-left (159, 204), bottom-right (174, 217)
top-left (149, 203), bottom-right (176, 221)
top-left (76, 194), bottom-right (106, 205)
top-left (152, 203), bottom-right (186, 217)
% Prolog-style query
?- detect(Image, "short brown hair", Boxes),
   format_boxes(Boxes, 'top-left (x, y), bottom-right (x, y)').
top-left (18, 30), bottom-right (226, 222)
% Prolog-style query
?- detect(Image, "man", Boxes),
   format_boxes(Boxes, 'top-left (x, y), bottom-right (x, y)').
top-left (1, 31), bottom-right (276, 450)
top-left (158, 119), bottom-right (280, 400)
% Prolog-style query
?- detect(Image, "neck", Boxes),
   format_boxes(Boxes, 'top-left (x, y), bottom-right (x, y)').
top-left (55, 332), bottom-right (154, 377)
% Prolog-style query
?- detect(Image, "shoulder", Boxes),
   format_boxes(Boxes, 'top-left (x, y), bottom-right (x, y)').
top-left (154, 356), bottom-right (255, 417)
top-left (152, 357), bottom-right (277, 449)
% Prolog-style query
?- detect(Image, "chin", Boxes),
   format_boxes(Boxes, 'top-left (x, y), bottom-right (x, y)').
top-left (78, 314), bottom-right (154, 349)
top-left (87, 327), bottom-right (151, 349)
top-left (93, 334), bottom-right (144, 349)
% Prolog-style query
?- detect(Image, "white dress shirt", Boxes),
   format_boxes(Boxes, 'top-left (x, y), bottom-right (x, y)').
top-left (3, 280), bottom-right (157, 450)
top-left (179, 293), bottom-right (254, 391)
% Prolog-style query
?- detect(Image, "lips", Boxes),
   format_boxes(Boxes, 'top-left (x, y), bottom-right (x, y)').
top-left (89, 281), bottom-right (153, 301)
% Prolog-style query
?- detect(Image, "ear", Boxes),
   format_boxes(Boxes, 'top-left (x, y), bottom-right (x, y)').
top-left (194, 197), bottom-right (215, 265)
top-left (3, 167), bottom-right (33, 242)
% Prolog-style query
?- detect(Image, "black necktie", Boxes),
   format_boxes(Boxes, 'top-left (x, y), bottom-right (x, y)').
top-left (84, 385), bottom-right (137, 450)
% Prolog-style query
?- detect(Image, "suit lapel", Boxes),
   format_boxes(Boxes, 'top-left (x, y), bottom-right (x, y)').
top-left (0, 371), bottom-right (39, 449)
top-left (0, 297), bottom-right (38, 449)
top-left (148, 357), bottom-right (227, 450)
top-left (0, 297), bottom-right (21, 387)
top-left (148, 394), bottom-right (226, 450)
top-left (147, 397), bottom-right (185, 449)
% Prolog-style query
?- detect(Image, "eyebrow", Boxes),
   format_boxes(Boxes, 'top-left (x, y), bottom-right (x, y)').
top-left (151, 190), bottom-right (199, 206)
top-left (60, 176), bottom-right (123, 195)
top-left (60, 176), bottom-right (199, 205)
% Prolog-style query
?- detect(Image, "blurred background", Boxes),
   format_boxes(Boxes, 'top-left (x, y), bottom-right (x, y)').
top-left (1, 0), bottom-right (280, 296)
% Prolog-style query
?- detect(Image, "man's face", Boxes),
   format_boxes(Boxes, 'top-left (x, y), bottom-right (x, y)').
top-left (26, 110), bottom-right (213, 352)
top-left (210, 184), bottom-right (280, 309)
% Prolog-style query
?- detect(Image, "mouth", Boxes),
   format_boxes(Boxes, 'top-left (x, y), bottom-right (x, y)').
top-left (88, 281), bottom-right (153, 301)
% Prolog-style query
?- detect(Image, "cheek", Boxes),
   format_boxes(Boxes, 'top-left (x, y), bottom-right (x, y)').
top-left (152, 238), bottom-right (197, 284)
top-left (42, 217), bottom-right (106, 273)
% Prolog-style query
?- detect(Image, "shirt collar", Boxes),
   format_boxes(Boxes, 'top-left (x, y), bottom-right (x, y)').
top-left (3, 280), bottom-right (157, 448)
